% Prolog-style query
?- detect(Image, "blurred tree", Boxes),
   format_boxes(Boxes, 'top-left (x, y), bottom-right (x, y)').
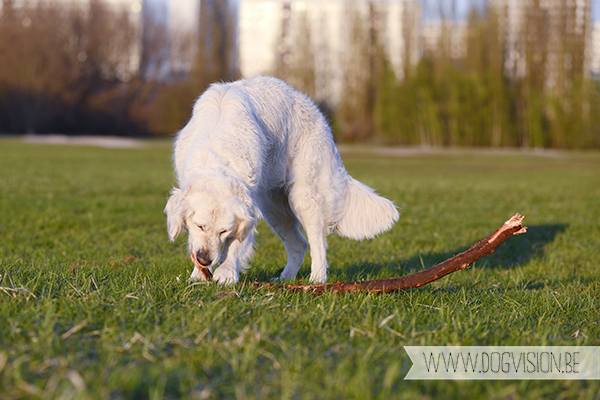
top-left (273, 8), bottom-right (317, 99)
top-left (194, 0), bottom-right (240, 89)
top-left (139, 2), bottom-right (170, 81)
top-left (370, 0), bottom-right (599, 149)
top-left (145, 0), bottom-right (241, 136)
top-left (131, 0), bottom-right (241, 136)
top-left (337, 2), bottom-right (388, 142)
top-left (0, 2), bottom-right (70, 132)
top-left (1, 0), bottom-right (598, 146)
top-left (0, 0), bottom-right (142, 135)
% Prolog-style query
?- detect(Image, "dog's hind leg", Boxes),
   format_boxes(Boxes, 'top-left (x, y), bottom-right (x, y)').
top-left (303, 223), bottom-right (329, 284)
top-left (287, 194), bottom-right (329, 284)
top-left (261, 190), bottom-right (308, 281)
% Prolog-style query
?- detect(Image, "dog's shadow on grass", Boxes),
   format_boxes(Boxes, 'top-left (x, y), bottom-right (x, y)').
top-left (331, 223), bottom-right (567, 282)
top-left (244, 223), bottom-right (566, 283)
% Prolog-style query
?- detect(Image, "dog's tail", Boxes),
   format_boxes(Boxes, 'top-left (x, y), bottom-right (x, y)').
top-left (335, 178), bottom-right (399, 240)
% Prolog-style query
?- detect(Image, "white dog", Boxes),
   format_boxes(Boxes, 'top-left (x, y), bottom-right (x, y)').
top-left (165, 77), bottom-right (399, 285)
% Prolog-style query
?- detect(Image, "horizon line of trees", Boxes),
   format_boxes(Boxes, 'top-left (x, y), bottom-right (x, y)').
top-left (0, 0), bottom-right (236, 137)
top-left (274, 0), bottom-right (599, 148)
top-left (1, 0), bottom-right (599, 149)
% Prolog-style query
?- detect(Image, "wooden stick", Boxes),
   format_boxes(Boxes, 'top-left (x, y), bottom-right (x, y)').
top-left (249, 213), bottom-right (527, 294)
top-left (190, 249), bottom-right (213, 281)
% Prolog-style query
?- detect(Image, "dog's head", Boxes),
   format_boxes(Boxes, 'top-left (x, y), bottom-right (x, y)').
top-left (164, 175), bottom-right (255, 271)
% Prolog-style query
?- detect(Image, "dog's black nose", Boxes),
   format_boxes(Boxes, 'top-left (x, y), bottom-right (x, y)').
top-left (196, 251), bottom-right (212, 267)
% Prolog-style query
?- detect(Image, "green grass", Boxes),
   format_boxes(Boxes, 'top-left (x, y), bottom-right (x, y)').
top-left (1, 139), bottom-right (599, 399)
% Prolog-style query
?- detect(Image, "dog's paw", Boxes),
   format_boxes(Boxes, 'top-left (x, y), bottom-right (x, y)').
top-left (271, 271), bottom-right (297, 282)
top-left (309, 272), bottom-right (327, 284)
top-left (212, 267), bottom-right (239, 286)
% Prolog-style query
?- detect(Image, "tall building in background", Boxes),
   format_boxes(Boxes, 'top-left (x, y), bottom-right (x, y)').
top-left (421, 19), bottom-right (467, 59)
top-left (239, 0), bottom-right (422, 104)
top-left (591, 21), bottom-right (600, 77)
top-left (491, 0), bottom-right (593, 89)
top-left (168, 0), bottom-right (199, 74)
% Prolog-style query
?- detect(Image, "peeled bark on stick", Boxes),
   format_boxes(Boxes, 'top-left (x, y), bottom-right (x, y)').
top-left (191, 249), bottom-right (213, 281)
top-left (249, 213), bottom-right (527, 295)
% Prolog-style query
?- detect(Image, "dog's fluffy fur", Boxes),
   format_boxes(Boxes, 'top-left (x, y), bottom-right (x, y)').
top-left (165, 77), bottom-right (399, 284)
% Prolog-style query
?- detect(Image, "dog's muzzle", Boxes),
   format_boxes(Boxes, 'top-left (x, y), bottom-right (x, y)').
top-left (195, 251), bottom-right (212, 267)
top-left (190, 249), bottom-right (213, 281)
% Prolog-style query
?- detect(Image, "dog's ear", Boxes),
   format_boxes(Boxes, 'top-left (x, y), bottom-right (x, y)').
top-left (233, 200), bottom-right (254, 242)
top-left (230, 181), bottom-right (257, 242)
top-left (235, 218), bottom-right (251, 242)
top-left (165, 187), bottom-right (186, 241)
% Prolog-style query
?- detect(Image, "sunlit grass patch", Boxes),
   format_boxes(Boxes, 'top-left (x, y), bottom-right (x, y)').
top-left (1, 140), bottom-right (599, 399)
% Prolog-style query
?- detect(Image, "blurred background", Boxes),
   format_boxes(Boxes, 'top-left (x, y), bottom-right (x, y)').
top-left (0, 0), bottom-right (598, 148)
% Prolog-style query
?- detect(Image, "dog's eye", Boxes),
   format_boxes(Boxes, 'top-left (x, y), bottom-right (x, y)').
top-left (219, 230), bottom-right (229, 237)
top-left (197, 225), bottom-right (206, 232)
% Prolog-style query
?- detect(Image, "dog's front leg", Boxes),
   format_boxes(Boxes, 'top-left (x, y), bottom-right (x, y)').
top-left (212, 266), bottom-right (239, 285)
top-left (305, 226), bottom-right (329, 284)
top-left (212, 237), bottom-right (250, 285)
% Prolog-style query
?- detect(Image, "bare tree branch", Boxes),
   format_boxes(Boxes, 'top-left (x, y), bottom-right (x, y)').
top-left (240, 213), bottom-right (527, 295)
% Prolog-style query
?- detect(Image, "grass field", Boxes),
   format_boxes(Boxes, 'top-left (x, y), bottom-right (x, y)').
top-left (1, 139), bottom-right (599, 399)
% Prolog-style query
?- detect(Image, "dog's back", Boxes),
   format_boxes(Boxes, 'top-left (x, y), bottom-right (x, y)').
top-left (174, 77), bottom-right (340, 189)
